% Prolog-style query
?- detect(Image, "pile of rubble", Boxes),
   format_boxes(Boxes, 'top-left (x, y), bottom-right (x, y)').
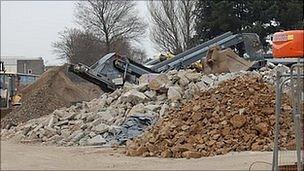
top-left (125, 75), bottom-right (295, 158)
top-left (1, 65), bottom-right (101, 129)
top-left (1, 68), bottom-right (252, 146)
top-left (1, 63), bottom-right (292, 149)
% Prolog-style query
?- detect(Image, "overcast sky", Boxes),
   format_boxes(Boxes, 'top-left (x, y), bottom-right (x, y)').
top-left (1, 1), bottom-right (156, 66)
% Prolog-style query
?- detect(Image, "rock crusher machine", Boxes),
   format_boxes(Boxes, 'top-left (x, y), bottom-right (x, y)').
top-left (272, 30), bottom-right (304, 171)
top-left (69, 32), bottom-right (266, 92)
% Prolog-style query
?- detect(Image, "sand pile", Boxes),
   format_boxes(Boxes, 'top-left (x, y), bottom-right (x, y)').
top-left (126, 75), bottom-right (295, 158)
top-left (1, 65), bottom-right (101, 128)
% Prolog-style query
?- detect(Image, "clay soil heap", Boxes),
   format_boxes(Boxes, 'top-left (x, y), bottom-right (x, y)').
top-left (126, 75), bottom-right (295, 158)
top-left (1, 65), bottom-right (101, 128)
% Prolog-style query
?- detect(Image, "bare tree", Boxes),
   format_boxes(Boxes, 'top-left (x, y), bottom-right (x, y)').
top-left (52, 28), bottom-right (106, 66)
top-left (75, 0), bottom-right (147, 53)
top-left (148, 0), bottom-right (196, 54)
top-left (53, 28), bottom-right (147, 66)
top-left (129, 48), bottom-right (147, 63)
top-left (110, 37), bottom-right (147, 63)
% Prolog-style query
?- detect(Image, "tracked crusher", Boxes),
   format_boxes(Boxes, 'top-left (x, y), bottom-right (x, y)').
top-left (68, 32), bottom-right (268, 92)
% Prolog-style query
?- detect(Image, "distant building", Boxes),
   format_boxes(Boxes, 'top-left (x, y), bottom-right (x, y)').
top-left (0, 56), bottom-right (45, 75)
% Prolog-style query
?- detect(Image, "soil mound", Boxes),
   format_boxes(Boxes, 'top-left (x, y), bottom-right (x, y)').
top-left (1, 65), bottom-right (101, 128)
top-left (126, 75), bottom-right (295, 158)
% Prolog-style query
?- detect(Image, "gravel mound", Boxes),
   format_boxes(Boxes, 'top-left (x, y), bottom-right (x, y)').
top-left (125, 75), bottom-right (295, 158)
top-left (1, 65), bottom-right (101, 128)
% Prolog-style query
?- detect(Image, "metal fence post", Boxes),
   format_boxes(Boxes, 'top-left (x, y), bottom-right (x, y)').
top-left (273, 70), bottom-right (281, 171)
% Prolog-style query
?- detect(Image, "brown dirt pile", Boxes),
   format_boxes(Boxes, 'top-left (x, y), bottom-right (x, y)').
top-left (1, 65), bottom-right (101, 128)
top-left (126, 75), bottom-right (295, 158)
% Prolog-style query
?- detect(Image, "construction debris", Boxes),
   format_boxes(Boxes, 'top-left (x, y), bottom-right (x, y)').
top-left (125, 75), bottom-right (295, 158)
top-left (1, 63), bottom-right (291, 153)
top-left (1, 65), bottom-right (101, 129)
top-left (1, 67), bottom-right (252, 146)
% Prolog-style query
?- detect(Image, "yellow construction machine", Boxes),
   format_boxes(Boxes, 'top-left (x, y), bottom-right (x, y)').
top-left (0, 61), bottom-right (22, 118)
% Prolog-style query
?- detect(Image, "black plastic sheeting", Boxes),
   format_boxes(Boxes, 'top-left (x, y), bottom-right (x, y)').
top-left (104, 115), bottom-right (157, 145)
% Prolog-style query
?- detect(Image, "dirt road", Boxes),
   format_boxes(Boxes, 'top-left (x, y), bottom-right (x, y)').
top-left (0, 141), bottom-right (289, 170)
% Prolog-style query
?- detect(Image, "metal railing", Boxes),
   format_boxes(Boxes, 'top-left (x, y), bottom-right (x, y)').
top-left (273, 59), bottom-right (304, 171)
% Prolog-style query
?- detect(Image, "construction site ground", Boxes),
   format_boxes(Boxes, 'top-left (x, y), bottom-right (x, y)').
top-left (2, 140), bottom-right (293, 170)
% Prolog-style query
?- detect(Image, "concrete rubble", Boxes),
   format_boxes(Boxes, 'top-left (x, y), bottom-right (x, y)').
top-left (126, 75), bottom-right (295, 158)
top-left (1, 63), bottom-right (289, 150)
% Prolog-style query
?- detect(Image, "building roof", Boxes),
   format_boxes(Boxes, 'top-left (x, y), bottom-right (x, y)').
top-left (1, 56), bottom-right (43, 61)
top-left (0, 56), bottom-right (44, 66)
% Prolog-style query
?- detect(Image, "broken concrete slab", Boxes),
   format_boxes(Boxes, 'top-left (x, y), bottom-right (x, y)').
top-left (167, 86), bottom-right (182, 101)
top-left (148, 74), bottom-right (170, 92)
top-left (87, 135), bottom-right (106, 146)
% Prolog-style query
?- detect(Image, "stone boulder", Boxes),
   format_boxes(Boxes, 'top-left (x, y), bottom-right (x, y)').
top-left (148, 74), bottom-right (170, 92)
top-left (167, 86), bottom-right (183, 101)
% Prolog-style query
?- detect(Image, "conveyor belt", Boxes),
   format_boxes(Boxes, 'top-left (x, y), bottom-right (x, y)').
top-left (68, 64), bottom-right (117, 92)
top-left (68, 32), bottom-right (263, 92)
